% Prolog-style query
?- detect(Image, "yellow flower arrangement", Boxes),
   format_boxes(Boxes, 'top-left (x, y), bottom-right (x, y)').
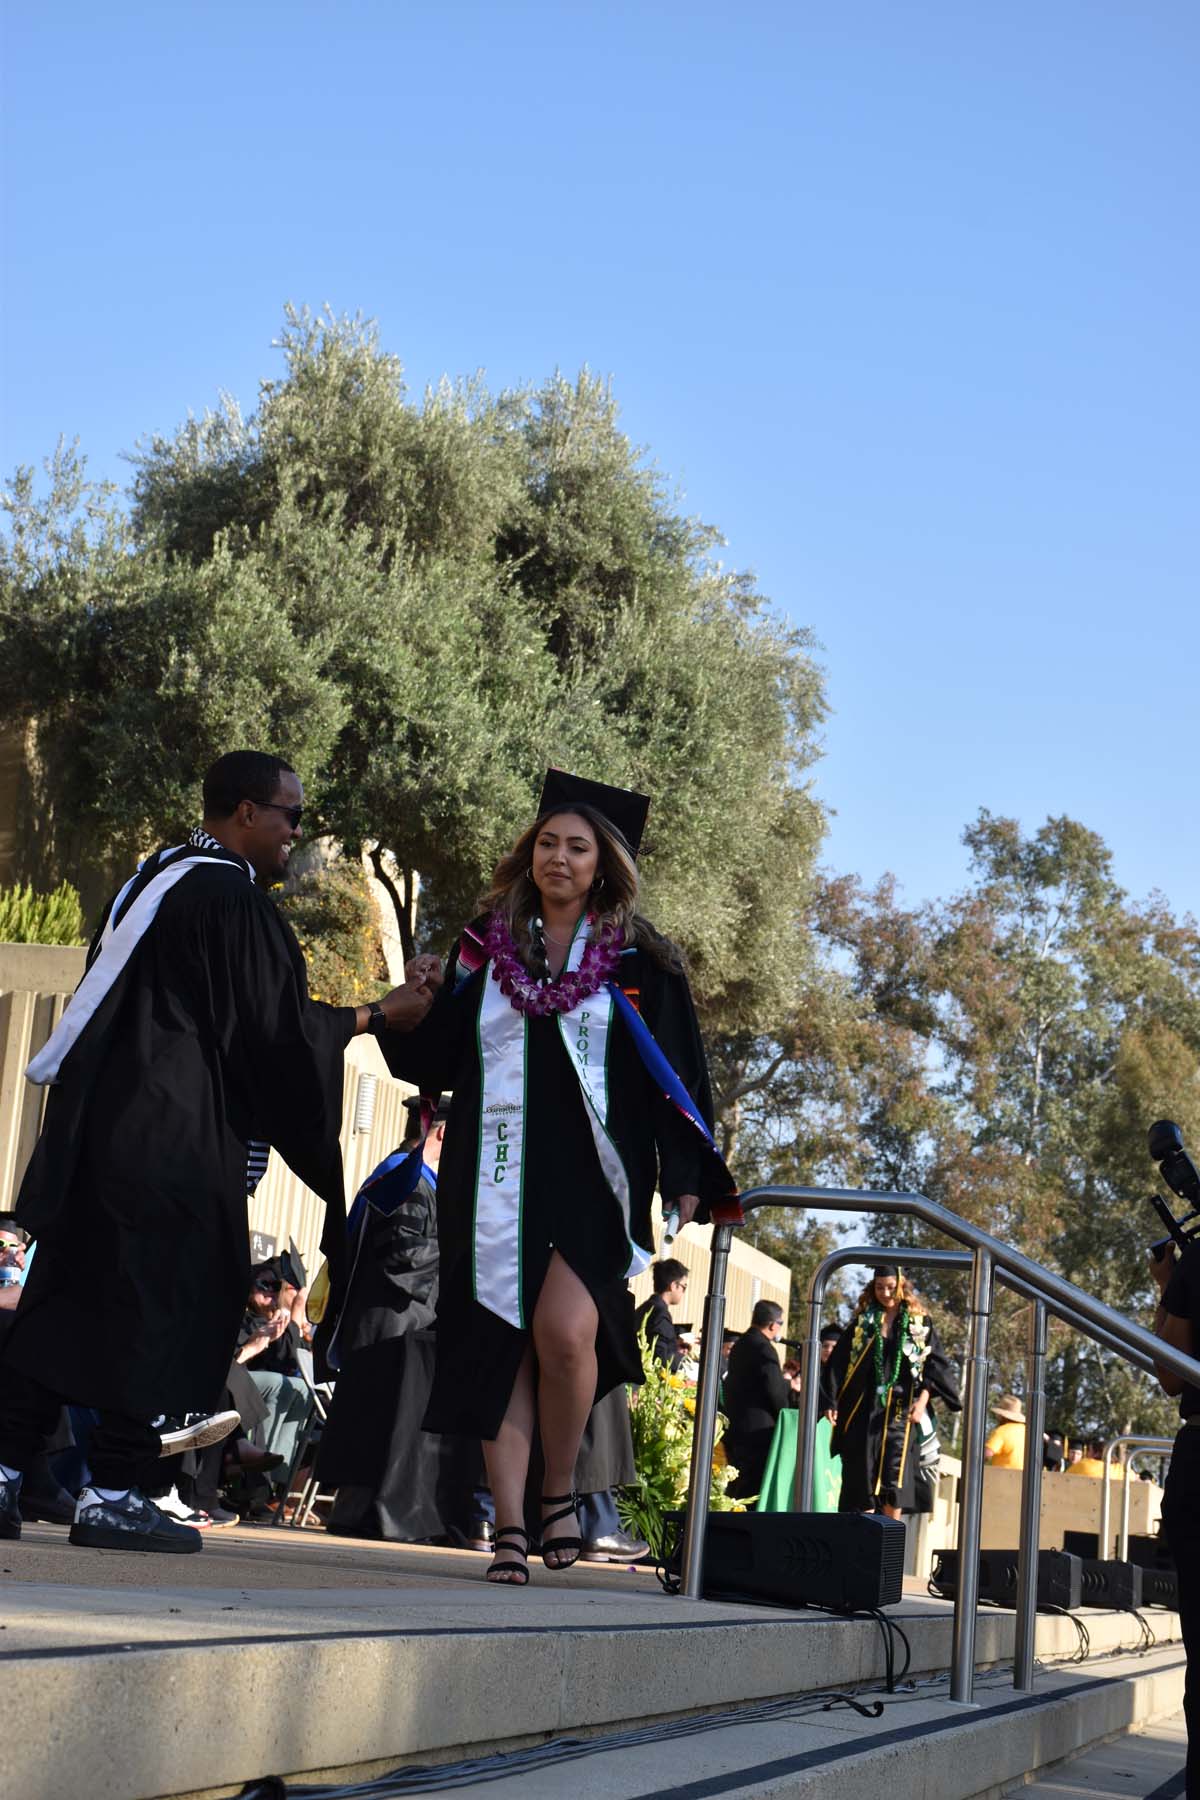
top-left (617, 1342), bottom-right (740, 1555)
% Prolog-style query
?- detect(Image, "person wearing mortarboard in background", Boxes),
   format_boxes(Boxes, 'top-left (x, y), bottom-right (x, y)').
top-left (817, 1321), bottom-right (843, 1417)
top-left (827, 1264), bottom-right (962, 1522)
top-left (0, 750), bottom-right (433, 1552)
top-left (378, 770), bottom-right (733, 1584)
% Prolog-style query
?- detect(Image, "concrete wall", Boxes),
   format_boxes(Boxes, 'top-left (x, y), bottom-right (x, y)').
top-left (980, 1463), bottom-right (1163, 1558)
top-left (0, 941), bottom-right (86, 1210)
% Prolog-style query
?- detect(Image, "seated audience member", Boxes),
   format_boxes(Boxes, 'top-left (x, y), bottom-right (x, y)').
top-left (723, 1300), bottom-right (801, 1500)
top-left (983, 1394), bottom-right (1026, 1468)
top-left (0, 1221), bottom-right (28, 1301)
top-left (1066, 1440), bottom-right (1110, 1478)
top-left (236, 1263), bottom-right (311, 1495)
top-left (634, 1259), bottom-right (690, 1371)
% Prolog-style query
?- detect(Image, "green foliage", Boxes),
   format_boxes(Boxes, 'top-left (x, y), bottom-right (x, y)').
top-left (727, 815), bottom-right (1196, 1444)
top-left (275, 859), bottom-right (387, 1006)
top-left (2, 308), bottom-right (827, 1026)
top-left (617, 1345), bottom-right (741, 1555)
top-left (0, 880), bottom-right (85, 945)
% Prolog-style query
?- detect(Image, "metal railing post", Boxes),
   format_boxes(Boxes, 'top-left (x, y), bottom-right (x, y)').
top-left (794, 1284), bottom-right (824, 1511)
top-left (1100, 1438), bottom-right (1118, 1559)
top-left (680, 1220), bottom-right (734, 1598)
top-left (1120, 1454), bottom-right (1134, 1564)
top-left (1013, 1300), bottom-right (1047, 1690)
top-left (950, 1246), bottom-right (994, 1705)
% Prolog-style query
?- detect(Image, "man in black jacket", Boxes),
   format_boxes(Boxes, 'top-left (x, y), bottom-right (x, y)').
top-left (634, 1259), bottom-right (689, 1371)
top-left (1153, 1241), bottom-right (1200, 1796)
top-left (724, 1300), bottom-right (801, 1500)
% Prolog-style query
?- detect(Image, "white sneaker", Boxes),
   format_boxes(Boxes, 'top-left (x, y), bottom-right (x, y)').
top-left (156, 1486), bottom-right (202, 1524)
top-left (153, 1411), bottom-right (241, 1456)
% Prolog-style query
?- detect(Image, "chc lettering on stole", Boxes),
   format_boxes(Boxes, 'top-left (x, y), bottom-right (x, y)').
top-left (494, 1118), bottom-right (510, 1183)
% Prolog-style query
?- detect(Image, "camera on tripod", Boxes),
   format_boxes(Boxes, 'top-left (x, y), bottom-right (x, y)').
top-left (1147, 1120), bottom-right (1200, 1262)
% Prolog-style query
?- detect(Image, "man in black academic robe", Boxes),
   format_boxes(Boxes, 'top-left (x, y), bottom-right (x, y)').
top-left (0, 750), bottom-right (431, 1552)
top-left (723, 1300), bottom-right (801, 1500)
top-left (318, 1110), bottom-right (451, 1541)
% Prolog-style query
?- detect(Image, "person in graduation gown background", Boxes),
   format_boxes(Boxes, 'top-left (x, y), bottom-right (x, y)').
top-left (0, 750), bottom-right (432, 1553)
top-left (383, 771), bottom-right (725, 1584)
top-left (317, 1097), bottom-right (482, 1544)
top-left (828, 1265), bottom-right (962, 1518)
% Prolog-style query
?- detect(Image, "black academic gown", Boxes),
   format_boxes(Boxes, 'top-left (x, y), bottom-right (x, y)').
top-left (5, 860), bottom-right (354, 1420)
top-left (318, 1168), bottom-right (474, 1541)
top-left (829, 1305), bottom-right (961, 1513)
top-left (722, 1330), bottom-right (798, 1499)
top-left (382, 921), bottom-right (717, 1440)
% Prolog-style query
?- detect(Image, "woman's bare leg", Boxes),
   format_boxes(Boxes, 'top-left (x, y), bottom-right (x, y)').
top-left (481, 1344), bottom-right (536, 1581)
top-left (532, 1251), bottom-right (599, 1565)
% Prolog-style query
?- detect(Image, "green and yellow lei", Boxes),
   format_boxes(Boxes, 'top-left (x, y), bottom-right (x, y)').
top-left (849, 1303), bottom-right (931, 1402)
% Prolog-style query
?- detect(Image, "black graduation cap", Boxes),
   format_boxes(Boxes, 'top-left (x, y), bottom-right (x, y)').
top-left (280, 1238), bottom-right (307, 1290)
top-left (538, 769), bottom-right (650, 858)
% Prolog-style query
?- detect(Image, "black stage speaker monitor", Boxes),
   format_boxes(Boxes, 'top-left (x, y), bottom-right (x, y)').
top-left (675, 1511), bottom-right (905, 1611)
top-left (930, 1548), bottom-right (1082, 1612)
top-left (1141, 1566), bottom-right (1180, 1609)
top-left (1065, 1530), bottom-right (1174, 1572)
top-left (1078, 1559), bottom-right (1143, 1611)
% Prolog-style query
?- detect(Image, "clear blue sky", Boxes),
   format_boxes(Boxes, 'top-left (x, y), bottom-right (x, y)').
top-left (3, 3), bottom-right (1197, 916)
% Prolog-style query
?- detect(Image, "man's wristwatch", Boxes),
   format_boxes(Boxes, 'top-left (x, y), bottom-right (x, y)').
top-left (366, 1000), bottom-right (388, 1036)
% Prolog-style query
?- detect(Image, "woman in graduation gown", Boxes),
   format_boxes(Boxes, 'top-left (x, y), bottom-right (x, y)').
top-left (828, 1265), bottom-right (961, 1518)
top-left (383, 771), bottom-right (724, 1584)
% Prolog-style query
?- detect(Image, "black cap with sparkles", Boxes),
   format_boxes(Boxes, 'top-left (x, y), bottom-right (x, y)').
top-left (538, 769), bottom-right (650, 858)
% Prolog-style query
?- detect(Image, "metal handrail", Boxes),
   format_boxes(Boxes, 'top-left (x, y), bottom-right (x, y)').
top-left (1119, 1440), bottom-right (1173, 1563)
top-left (681, 1183), bottom-right (1200, 1707)
top-left (795, 1244), bottom-right (1163, 1694)
top-left (1098, 1433), bottom-right (1175, 1560)
top-left (795, 1247), bottom-right (1157, 1519)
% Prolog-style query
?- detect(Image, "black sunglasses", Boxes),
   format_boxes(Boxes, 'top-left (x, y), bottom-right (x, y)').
top-left (252, 801), bottom-right (303, 829)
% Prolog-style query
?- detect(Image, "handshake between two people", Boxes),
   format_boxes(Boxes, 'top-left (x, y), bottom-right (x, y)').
top-left (357, 952), bottom-right (446, 1035)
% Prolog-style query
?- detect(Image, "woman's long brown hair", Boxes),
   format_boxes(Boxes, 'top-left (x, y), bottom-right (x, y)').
top-left (481, 802), bottom-right (681, 973)
top-left (854, 1271), bottom-right (926, 1314)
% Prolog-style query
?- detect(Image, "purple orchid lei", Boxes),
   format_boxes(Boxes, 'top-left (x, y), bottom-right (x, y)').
top-left (483, 910), bottom-right (624, 1017)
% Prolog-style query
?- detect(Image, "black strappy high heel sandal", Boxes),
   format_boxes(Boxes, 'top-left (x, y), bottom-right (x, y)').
top-left (486, 1524), bottom-right (531, 1585)
top-left (540, 1491), bottom-right (583, 1570)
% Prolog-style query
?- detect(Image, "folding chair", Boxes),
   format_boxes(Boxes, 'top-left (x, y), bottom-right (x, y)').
top-left (271, 1345), bottom-right (336, 1529)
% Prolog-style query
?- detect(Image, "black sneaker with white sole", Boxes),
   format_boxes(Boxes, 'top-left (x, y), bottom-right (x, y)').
top-left (151, 1411), bottom-right (241, 1457)
top-left (69, 1486), bottom-right (203, 1553)
top-left (0, 1472), bottom-right (22, 1541)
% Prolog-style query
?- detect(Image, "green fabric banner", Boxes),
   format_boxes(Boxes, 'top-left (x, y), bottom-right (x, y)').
top-left (755, 1411), bottom-right (842, 1512)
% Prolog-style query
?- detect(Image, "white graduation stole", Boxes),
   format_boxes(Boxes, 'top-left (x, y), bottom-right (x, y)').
top-left (473, 917), bottom-right (651, 1327)
top-left (26, 850), bottom-right (251, 1086)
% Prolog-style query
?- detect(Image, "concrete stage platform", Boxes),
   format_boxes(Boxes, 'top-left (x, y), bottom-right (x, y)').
top-left (0, 1521), bottom-right (1187, 1800)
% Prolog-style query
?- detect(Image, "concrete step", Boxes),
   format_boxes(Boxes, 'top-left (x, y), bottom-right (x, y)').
top-left (1002, 1709), bottom-right (1187, 1797)
top-left (382, 1644), bottom-right (1184, 1800)
top-left (0, 1526), bottom-right (1186, 1800)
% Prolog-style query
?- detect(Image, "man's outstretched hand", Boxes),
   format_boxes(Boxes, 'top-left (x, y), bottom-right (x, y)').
top-left (378, 978), bottom-right (436, 1031)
